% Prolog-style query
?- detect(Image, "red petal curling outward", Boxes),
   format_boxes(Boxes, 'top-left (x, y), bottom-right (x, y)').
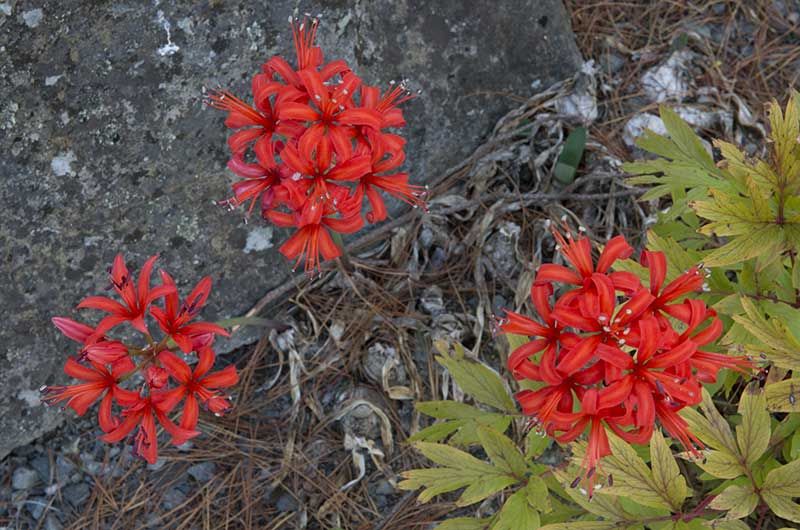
top-left (52, 317), bottom-right (95, 344)
top-left (596, 235), bottom-right (633, 273)
top-left (499, 310), bottom-right (549, 337)
top-left (535, 264), bottom-right (582, 285)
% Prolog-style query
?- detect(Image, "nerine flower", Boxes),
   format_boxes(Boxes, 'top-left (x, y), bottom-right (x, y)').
top-left (149, 272), bottom-right (229, 353)
top-left (209, 16), bottom-right (427, 273)
top-left (155, 348), bottom-right (239, 436)
top-left (498, 228), bottom-right (751, 492)
top-left (41, 357), bottom-right (137, 433)
top-left (47, 254), bottom-right (238, 465)
top-left (77, 254), bottom-right (174, 337)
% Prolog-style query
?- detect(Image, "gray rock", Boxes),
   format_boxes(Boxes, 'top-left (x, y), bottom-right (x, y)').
top-left (12, 466), bottom-right (40, 490)
top-left (21, 8), bottom-right (42, 28)
top-left (187, 462), bottom-right (216, 483)
top-left (26, 496), bottom-right (48, 520)
top-left (45, 514), bottom-right (64, 530)
top-left (0, 0), bottom-right (581, 458)
top-left (30, 455), bottom-right (51, 484)
top-left (54, 455), bottom-right (76, 482)
top-left (162, 486), bottom-right (187, 511)
top-left (484, 221), bottom-right (521, 278)
top-left (61, 482), bottom-right (90, 508)
top-left (275, 491), bottom-right (298, 512)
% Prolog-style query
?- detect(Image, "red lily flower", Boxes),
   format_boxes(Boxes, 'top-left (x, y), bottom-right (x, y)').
top-left (640, 250), bottom-right (707, 315)
top-left (360, 82), bottom-right (414, 129)
top-left (549, 388), bottom-right (628, 492)
top-left (265, 170), bottom-right (365, 272)
top-left (51, 317), bottom-right (128, 363)
top-left (41, 357), bottom-right (138, 433)
top-left (349, 137), bottom-right (427, 223)
top-left (500, 229), bottom-right (752, 491)
top-left (534, 230), bottom-right (635, 292)
top-left (270, 213), bottom-right (363, 273)
top-left (102, 393), bottom-right (199, 464)
top-left (150, 273), bottom-right (229, 353)
top-left (500, 284), bottom-right (568, 385)
top-left (77, 254), bottom-right (175, 337)
top-left (277, 70), bottom-right (383, 165)
top-left (206, 79), bottom-right (304, 160)
top-left (209, 16), bottom-right (427, 273)
top-left (218, 149), bottom-right (294, 218)
top-left (52, 316), bottom-right (95, 344)
top-left (155, 349), bottom-right (239, 437)
top-left (262, 16), bottom-right (349, 92)
top-left (49, 254), bottom-right (239, 466)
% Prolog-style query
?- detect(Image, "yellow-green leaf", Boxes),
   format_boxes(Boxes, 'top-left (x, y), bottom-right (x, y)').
top-left (650, 430), bottom-right (689, 509)
top-left (505, 333), bottom-right (530, 352)
top-left (763, 490), bottom-right (800, 523)
top-left (437, 355), bottom-right (516, 412)
top-left (699, 450), bottom-right (747, 480)
top-left (736, 386), bottom-right (771, 467)
top-left (409, 419), bottom-right (467, 443)
top-left (702, 520), bottom-right (750, 530)
top-left (526, 476), bottom-right (551, 513)
top-left (414, 442), bottom-right (501, 474)
top-left (525, 431), bottom-right (550, 458)
top-left (601, 433), bottom-right (674, 511)
top-left (708, 484), bottom-right (758, 519)
top-left (477, 425), bottom-right (527, 477)
top-left (686, 389), bottom-right (739, 453)
top-left (765, 379), bottom-right (800, 412)
top-left (398, 468), bottom-right (475, 502)
top-left (492, 489), bottom-right (540, 530)
top-left (745, 175), bottom-right (773, 221)
top-left (732, 297), bottom-right (800, 370)
top-left (701, 225), bottom-right (785, 268)
top-left (763, 458), bottom-right (800, 498)
top-left (457, 475), bottom-right (519, 507)
top-left (659, 105), bottom-right (716, 170)
top-left (768, 96), bottom-right (800, 183)
top-left (416, 401), bottom-right (494, 419)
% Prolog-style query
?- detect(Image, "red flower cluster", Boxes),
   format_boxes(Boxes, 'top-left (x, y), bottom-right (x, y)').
top-left (497, 228), bottom-right (751, 490)
top-left (208, 16), bottom-right (427, 272)
top-left (42, 254), bottom-right (238, 464)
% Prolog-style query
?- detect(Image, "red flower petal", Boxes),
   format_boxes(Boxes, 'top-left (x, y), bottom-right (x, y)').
top-left (158, 351), bottom-right (193, 384)
top-left (77, 296), bottom-right (128, 315)
top-left (52, 317), bottom-right (95, 344)
top-left (596, 236), bottom-right (633, 273)
top-left (534, 264), bottom-right (581, 285)
top-left (200, 365), bottom-right (239, 389)
top-left (337, 108), bottom-right (383, 129)
top-left (556, 334), bottom-right (601, 374)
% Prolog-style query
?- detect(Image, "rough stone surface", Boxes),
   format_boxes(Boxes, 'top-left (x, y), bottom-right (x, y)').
top-left (12, 466), bottom-right (40, 490)
top-left (0, 0), bottom-right (581, 458)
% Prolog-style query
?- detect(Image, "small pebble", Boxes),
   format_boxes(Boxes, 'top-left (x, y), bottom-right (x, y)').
top-left (22, 8), bottom-right (43, 28)
top-left (12, 467), bottom-right (40, 490)
top-left (187, 462), bottom-right (216, 483)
